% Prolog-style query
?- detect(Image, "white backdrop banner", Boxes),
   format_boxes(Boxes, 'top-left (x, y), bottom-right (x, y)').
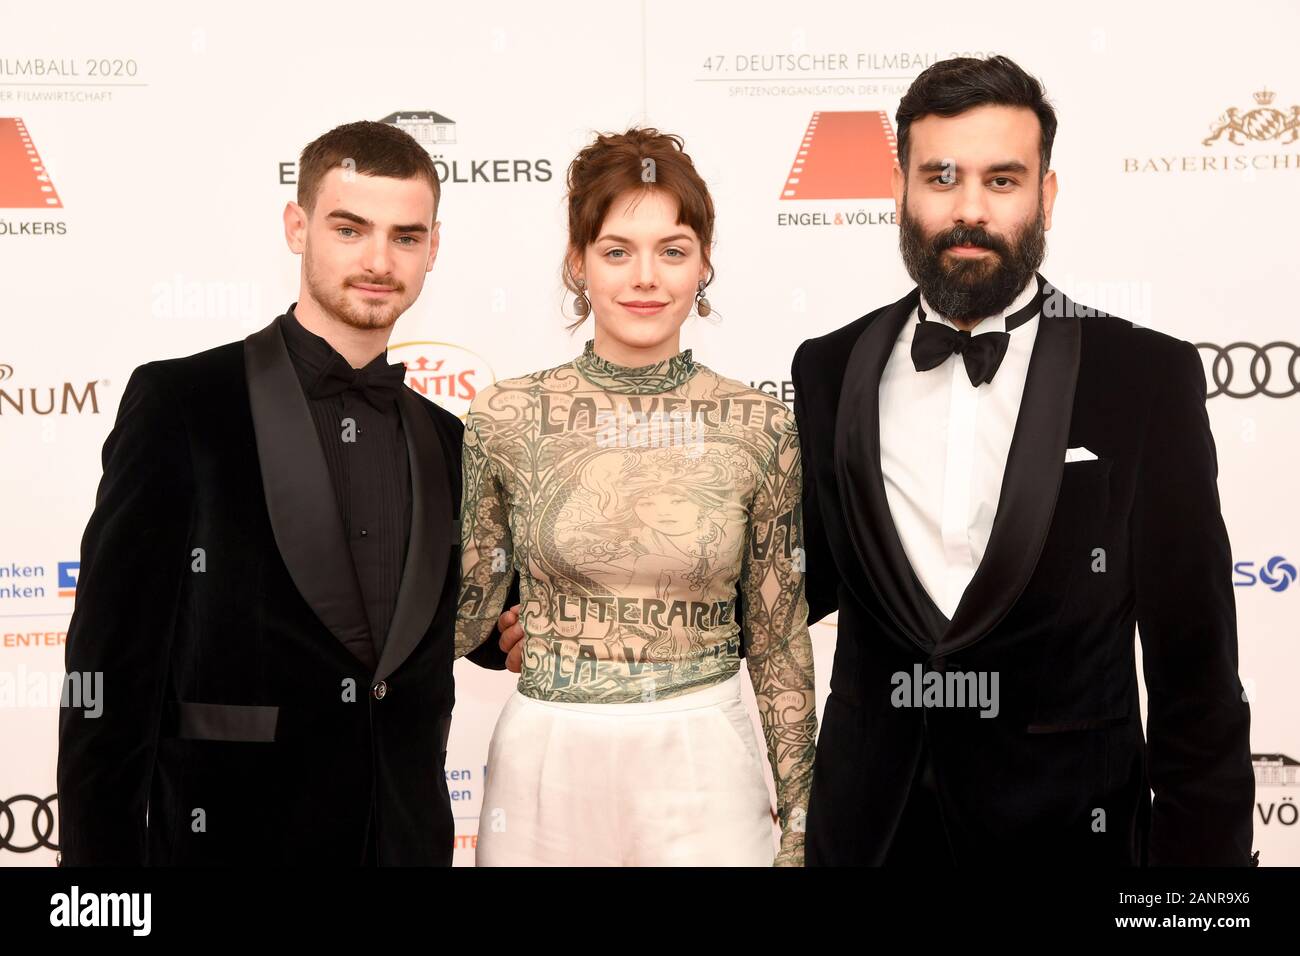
top-left (1, 0), bottom-right (1296, 866)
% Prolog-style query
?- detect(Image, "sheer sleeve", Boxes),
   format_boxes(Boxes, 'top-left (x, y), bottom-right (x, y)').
top-left (738, 402), bottom-right (818, 866)
top-left (454, 399), bottom-right (515, 659)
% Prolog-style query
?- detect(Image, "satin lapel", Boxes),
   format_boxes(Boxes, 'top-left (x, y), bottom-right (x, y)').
top-left (244, 318), bottom-right (376, 669)
top-left (834, 287), bottom-right (948, 652)
top-left (937, 277), bottom-right (1081, 657)
top-left (375, 389), bottom-right (452, 682)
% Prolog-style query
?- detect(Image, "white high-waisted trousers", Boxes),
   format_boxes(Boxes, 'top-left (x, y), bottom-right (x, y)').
top-left (474, 670), bottom-right (776, 866)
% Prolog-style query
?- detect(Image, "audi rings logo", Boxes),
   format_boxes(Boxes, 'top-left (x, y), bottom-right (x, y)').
top-left (1, 794), bottom-right (58, 853)
top-left (1197, 342), bottom-right (1300, 398)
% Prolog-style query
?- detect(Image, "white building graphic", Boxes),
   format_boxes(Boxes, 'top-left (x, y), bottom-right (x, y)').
top-left (1252, 753), bottom-right (1300, 786)
top-left (379, 111), bottom-right (456, 148)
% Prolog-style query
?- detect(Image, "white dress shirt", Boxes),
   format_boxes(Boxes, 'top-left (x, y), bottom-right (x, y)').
top-left (878, 278), bottom-right (1040, 619)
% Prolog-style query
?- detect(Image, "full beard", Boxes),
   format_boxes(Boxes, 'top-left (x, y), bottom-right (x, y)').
top-left (304, 250), bottom-right (407, 331)
top-left (898, 193), bottom-right (1046, 324)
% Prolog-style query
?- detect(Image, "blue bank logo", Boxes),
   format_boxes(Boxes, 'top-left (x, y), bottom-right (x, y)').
top-left (57, 561), bottom-right (79, 597)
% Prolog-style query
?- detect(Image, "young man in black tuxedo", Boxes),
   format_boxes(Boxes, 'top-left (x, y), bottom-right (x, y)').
top-left (58, 121), bottom-right (516, 866)
top-left (791, 56), bottom-right (1255, 866)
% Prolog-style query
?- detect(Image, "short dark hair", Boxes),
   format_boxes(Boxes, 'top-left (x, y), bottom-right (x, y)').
top-left (297, 120), bottom-right (441, 218)
top-left (895, 55), bottom-right (1057, 178)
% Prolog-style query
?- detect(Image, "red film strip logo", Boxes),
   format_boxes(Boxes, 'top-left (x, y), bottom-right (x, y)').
top-left (0, 118), bottom-right (62, 208)
top-left (780, 110), bottom-right (897, 201)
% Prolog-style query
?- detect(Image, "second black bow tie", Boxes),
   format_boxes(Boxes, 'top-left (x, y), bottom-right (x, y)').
top-left (911, 321), bottom-right (1010, 386)
top-left (308, 354), bottom-right (407, 411)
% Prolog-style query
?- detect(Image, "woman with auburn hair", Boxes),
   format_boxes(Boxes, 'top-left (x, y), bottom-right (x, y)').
top-left (454, 128), bottom-right (816, 866)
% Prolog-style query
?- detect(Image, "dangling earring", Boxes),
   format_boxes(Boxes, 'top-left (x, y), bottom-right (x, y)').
top-left (694, 280), bottom-right (712, 318)
top-left (573, 277), bottom-right (591, 318)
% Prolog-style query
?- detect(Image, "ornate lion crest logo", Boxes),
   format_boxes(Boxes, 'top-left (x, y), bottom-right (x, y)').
top-left (1203, 89), bottom-right (1300, 145)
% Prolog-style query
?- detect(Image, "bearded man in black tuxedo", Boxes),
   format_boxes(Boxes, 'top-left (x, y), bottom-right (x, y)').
top-left (790, 56), bottom-right (1255, 866)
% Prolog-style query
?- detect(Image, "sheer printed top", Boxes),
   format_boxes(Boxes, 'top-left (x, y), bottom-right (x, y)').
top-left (454, 339), bottom-right (810, 704)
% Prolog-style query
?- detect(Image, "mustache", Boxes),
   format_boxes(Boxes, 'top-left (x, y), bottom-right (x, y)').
top-left (932, 224), bottom-right (1011, 258)
top-left (346, 275), bottom-right (404, 292)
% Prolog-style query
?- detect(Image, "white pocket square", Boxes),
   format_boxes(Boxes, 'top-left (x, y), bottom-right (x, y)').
top-left (1064, 446), bottom-right (1098, 463)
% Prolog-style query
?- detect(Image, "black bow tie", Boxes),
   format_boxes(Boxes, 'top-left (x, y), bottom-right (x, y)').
top-left (909, 294), bottom-right (1039, 386)
top-left (307, 353), bottom-right (406, 411)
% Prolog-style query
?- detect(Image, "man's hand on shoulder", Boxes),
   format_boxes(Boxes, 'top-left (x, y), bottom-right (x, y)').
top-left (496, 604), bottom-right (524, 673)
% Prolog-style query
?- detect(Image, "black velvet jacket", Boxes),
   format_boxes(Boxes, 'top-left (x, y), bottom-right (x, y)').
top-left (793, 275), bottom-right (1255, 866)
top-left (58, 311), bottom-right (514, 866)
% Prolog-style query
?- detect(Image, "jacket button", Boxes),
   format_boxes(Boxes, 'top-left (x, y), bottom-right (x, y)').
top-left (372, 680), bottom-right (388, 700)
